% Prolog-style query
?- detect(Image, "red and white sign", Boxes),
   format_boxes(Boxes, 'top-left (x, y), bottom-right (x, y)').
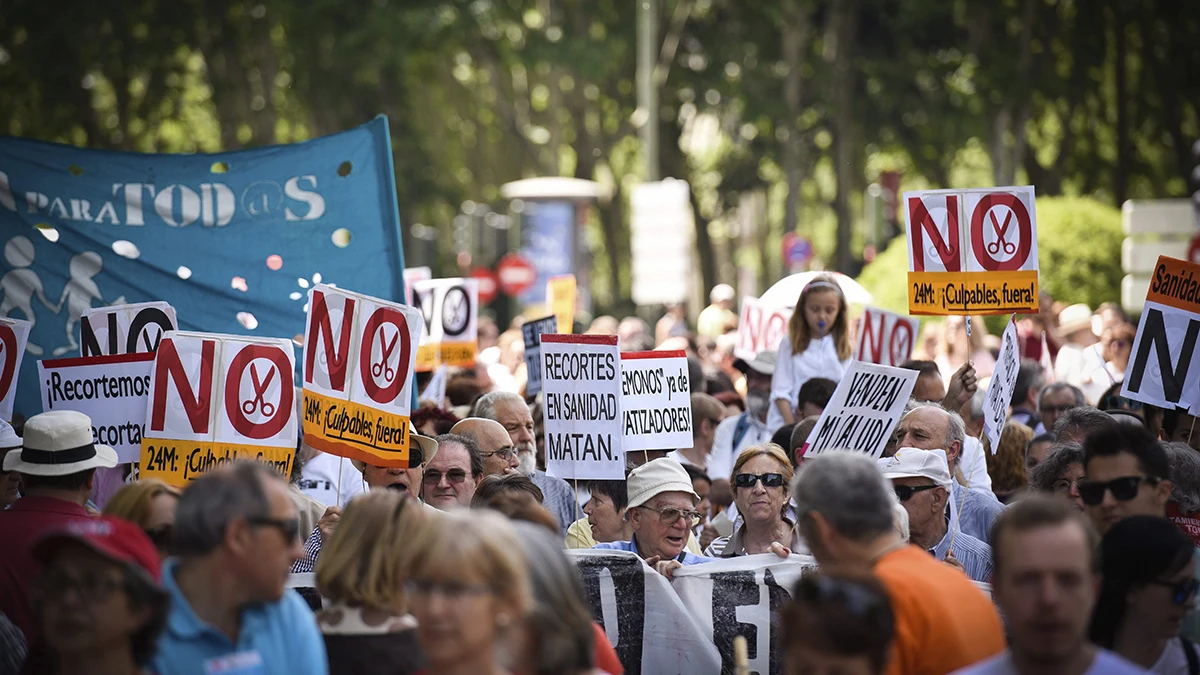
top-left (403, 266), bottom-right (432, 305)
top-left (905, 186), bottom-right (1039, 274)
top-left (81, 301), bottom-right (177, 358)
top-left (39, 352), bottom-right (155, 463)
top-left (0, 318), bottom-right (32, 422)
top-left (855, 307), bottom-right (920, 367)
top-left (497, 253), bottom-right (537, 296)
top-left (470, 267), bottom-right (499, 305)
top-left (734, 296), bottom-right (793, 361)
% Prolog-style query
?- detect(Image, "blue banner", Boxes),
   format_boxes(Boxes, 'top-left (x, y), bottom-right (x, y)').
top-left (0, 116), bottom-right (409, 420)
top-left (519, 200), bottom-right (575, 306)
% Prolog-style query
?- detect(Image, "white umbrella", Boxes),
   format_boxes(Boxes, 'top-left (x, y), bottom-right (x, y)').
top-left (758, 271), bottom-right (874, 308)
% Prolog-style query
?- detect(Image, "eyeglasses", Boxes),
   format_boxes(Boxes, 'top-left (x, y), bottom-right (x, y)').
top-left (1051, 478), bottom-right (1079, 494)
top-left (422, 469), bottom-right (470, 486)
top-left (248, 516), bottom-right (302, 542)
top-left (34, 572), bottom-right (125, 604)
top-left (797, 575), bottom-right (890, 619)
top-left (893, 484), bottom-right (940, 502)
top-left (1039, 404), bottom-right (1077, 415)
top-left (734, 472), bottom-right (785, 489)
top-left (1102, 395), bottom-right (1144, 412)
top-left (635, 504), bottom-right (702, 525)
top-left (479, 446), bottom-right (517, 461)
top-left (1077, 475), bottom-right (1160, 506)
top-left (1149, 578), bottom-right (1200, 605)
top-left (144, 524), bottom-right (175, 553)
top-left (404, 579), bottom-right (493, 600)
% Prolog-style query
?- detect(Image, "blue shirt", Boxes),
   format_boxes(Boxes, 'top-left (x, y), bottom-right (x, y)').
top-left (931, 519), bottom-right (994, 584)
top-left (593, 535), bottom-right (714, 566)
top-left (153, 560), bottom-right (328, 675)
top-left (950, 480), bottom-right (1005, 545)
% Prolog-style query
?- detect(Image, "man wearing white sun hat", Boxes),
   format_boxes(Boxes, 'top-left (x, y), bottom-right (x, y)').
top-left (0, 419), bottom-right (23, 509)
top-left (0, 410), bottom-right (118, 644)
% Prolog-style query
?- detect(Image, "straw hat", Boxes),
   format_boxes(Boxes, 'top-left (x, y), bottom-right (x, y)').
top-left (2, 410), bottom-right (118, 476)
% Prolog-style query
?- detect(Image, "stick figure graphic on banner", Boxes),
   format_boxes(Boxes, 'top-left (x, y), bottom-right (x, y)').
top-left (0, 235), bottom-right (55, 356)
top-left (242, 364), bottom-right (277, 417)
top-left (372, 328), bottom-right (398, 383)
top-left (53, 251), bottom-right (123, 356)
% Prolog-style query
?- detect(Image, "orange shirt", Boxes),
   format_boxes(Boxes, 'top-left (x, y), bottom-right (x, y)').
top-left (874, 545), bottom-right (1005, 675)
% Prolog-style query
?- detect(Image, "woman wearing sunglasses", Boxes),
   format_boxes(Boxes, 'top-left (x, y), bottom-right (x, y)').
top-left (103, 479), bottom-right (181, 558)
top-left (706, 444), bottom-right (805, 557)
top-left (1091, 516), bottom-right (1200, 673)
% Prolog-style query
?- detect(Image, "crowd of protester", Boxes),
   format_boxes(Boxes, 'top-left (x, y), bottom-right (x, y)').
top-left (1, 276), bottom-right (1198, 674)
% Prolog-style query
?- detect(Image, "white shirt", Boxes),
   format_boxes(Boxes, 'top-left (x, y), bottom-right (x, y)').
top-left (299, 451), bottom-right (366, 508)
top-left (960, 436), bottom-right (994, 495)
top-left (1150, 637), bottom-right (1190, 675)
top-left (767, 334), bottom-right (850, 431)
top-left (951, 649), bottom-right (1147, 675)
top-left (1054, 343), bottom-right (1089, 389)
top-left (708, 412), bottom-right (774, 482)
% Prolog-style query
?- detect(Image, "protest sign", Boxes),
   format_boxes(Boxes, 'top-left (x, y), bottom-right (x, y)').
top-left (542, 334), bottom-right (623, 479)
top-left (855, 307), bottom-right (919, 367)
top-left (673, 554), bottom-right (818, 675)
top-left (403, 266), bottom-right (431, 305)
top-left (80, 301), bottom-right (177, 357)
top-left (803, 361), bottom-right (918, 459)
top-left (39, 353), bottom-right (155, 463)
top-left (568, 550), bottom-right (723, 675)
top-left (0, 117), bottom-right (412, 422)
top-left (983, 320), bottom-right (1021, 451)
top-left (547, 274), bottom-right (577, 334)
top-left (140, 331), bottom-right (297, 487)
top-left (411, 277), bottom-right (479, 372)
top-left (904, 185), bottom-right (1039, 315)
top-left (301, 284), bottom-right (423, 468)
top-left (620, 350), bottom-right (693, 452)
top-left (734, 296), bottom-right (792, 361)
top-left (0, 318), bottom-right (31, 421)
top-left (1122, 256), bottom-right (1200, 412)
top-left (420, 365), bottom-right (447, 407)
top-left (522, 315), bottom-right (558, 397)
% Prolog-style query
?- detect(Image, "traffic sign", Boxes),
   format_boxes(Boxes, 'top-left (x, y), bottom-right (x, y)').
top-left (497, 253), bottom-right (537, 296)
top-left (470, 267), bottom-right (499, 304)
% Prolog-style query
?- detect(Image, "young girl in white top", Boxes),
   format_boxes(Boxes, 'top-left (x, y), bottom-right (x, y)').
top-left (768, 275), bottom-right (854, 430)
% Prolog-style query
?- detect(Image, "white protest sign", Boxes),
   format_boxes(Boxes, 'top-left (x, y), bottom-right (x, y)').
top-left (80, 301), bottom-right (177, 357)
top-left (568, 549), bottom-right (722, 675)
top-left (301, 284), bottom-right (424, 468)
top-left (420, 365), bottom-right (448, 407)
top-left (140, 331), bottom-right (298, 487)
top-left (522, 315), bottom-right (558, 397)
top-left (39, 353), bottom-right (155, 463)
top-left (403, 266), bottom-right (431, 305)
top-left (620, 350), bottom-right (693, 452)
top-left (1121, 256), bottom-right (1200, 413)
top-left (983, 320), bottom-right (1021, 452)
top-left (734, 296), bottom-right (792, 361)
top-left (412, 277), bottom-right (479, 371)
top-left (803, 361), bottom-right (918, 459)
top-left (0, 317), bottom-right (32, 421)
top-left (855, 307), bottom-right (919, 367)
top-left (673, 554), bottom-right (817, 675)
top-left (542, 334), bottom-right (623, 480)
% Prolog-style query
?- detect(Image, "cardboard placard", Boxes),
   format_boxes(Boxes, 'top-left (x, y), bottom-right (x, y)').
top-left (412, 277), bottom-right (479, 371)
top-left (802, 361), bottom-right (918, 459)
top-left (855, 307), bottom-right (919, 367)
top-left (301, 284), bottom-right (423, 468)
top-left (0, 318), bottom-right (31, 421)
top-left (620, 350), bottom-right (693, 452)
top-left (983, 320), bottom-right (1021, 451)
top-left (734, 296), bottom-right (792, 361)
top-left (541, 334), bottom-right (623, 480)
top-left (904, 186), bottom-right (1039, 315)
top-left (39, 352), bottom-right (155, 463)
top-left (140, 331), bottom-right (298, 487)
top-left (403, 266), bottom-right (431, 306)
top-left (1122, 256), bottom-right (1200, 412)
top-left (80, 301), bottom-right (177, 357)
top-left (420, 365), bottom-right (447, 407)
top-left (522, 315), bottom-right (559, 397)
top-left (547, 274), bottom-right (577, 335)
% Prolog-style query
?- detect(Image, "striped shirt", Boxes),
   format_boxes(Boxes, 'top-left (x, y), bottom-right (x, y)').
top-left (931, 520), bottom-right (994, 584)
top-left (950, 480), bottom-right (1005, 545)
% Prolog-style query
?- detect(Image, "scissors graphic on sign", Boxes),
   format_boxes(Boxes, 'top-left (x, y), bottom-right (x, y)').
top-left (372, 328), bottom-right (398, 382)
top-left (987, 210), bottom-right (1017, 255)
top-left (241, 364), bottom-right (277, 417)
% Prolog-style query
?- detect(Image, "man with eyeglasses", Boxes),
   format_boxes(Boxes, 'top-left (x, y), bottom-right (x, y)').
top-left (1037, 383), bottom-right (1085, 437)
top-left (593, 458), bottom-right (712, 579)
top-left (452, 417), bottom-right (519, 477)
top-left (153, 461), bottom-right (328, 675)
top-left (879, 448), bottom-right (993, 583)
top-left (421, 433), bottom-right (484, 510)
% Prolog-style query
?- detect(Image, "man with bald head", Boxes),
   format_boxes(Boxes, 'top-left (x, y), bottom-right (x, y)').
top-left (893, 401), bottom-right (1005, 544)
top-left (451, 418), bottom-right (518, 476)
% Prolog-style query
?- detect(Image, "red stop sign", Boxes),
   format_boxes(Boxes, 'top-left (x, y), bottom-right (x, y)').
top-left (496, 253), bottom-right (537, 296)
top-left (470, 267), bottom-right (499, 305)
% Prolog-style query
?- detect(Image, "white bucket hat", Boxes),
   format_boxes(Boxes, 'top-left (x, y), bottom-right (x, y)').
top-left (2, 410), bottom-right (118, 476)
top-left (0, 419), bottom-right (20, 451)
top-left (627, 458), bottom-right (700, 509)
top-left (877, 447), bottom-right (952, 491)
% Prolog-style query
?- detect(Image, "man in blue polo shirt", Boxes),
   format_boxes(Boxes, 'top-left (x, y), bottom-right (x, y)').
top-left (594, 458), bottom-right (712, 579)
top-left (153, 461), bottom-right (327, 675)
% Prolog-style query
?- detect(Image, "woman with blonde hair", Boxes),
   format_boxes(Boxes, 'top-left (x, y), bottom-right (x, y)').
top-left (984, 421), bottom-right (1034, 503)
top-left (706, 443), bottom-right (805, 557)
top-left (102, 479), bottom-right (181, 556)
top-left (407, 510), bottom-right (532, 675)
top-left (315, 489), bottom-right (428, 675)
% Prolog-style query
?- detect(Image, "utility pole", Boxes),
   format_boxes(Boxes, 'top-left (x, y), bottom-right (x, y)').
top-left (637, 0), bottom-right (659, 181)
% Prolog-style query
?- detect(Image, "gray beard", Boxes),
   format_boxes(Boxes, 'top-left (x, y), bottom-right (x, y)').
top-left (517, 450), bottom-right (537, 476)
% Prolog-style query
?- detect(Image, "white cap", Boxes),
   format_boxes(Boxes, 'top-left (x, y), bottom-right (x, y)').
top-left (627, 458), bottom-right (700, 509)
top-left (0, 419), bottom-right (20, 450)
top-left (710, 284), bottom-right (736, 303)
top-left (877, 447), bottom-right (952, 491)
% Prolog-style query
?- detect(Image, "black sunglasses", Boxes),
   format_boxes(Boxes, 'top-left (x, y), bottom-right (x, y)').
top-left (422, 469), bottom-right (469, 486)
top-left (734, 473), bottom-right (785, 488)
top-left (1077, 475), bottom-right (1160, 506)
top-left (893, 484), bottom-right (940, 502)
top-left (144, 524), bottom-right (175, 554)
top-left (1103, 395), bottom-right (1144, 412)
top-left (1150, 578), bottom-right (1200, 605)
top-left (248, 516), bottom-right (301, 542)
